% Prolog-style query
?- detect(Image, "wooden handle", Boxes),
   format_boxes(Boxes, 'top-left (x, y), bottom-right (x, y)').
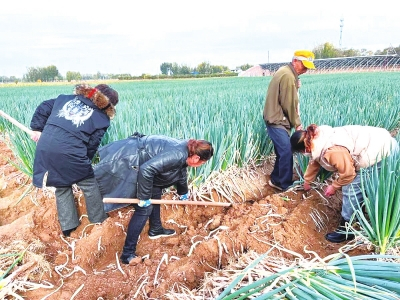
top-left (103, 198), bottom-right (231, 207)
top-left (0, 110), bottom-right (33, 135)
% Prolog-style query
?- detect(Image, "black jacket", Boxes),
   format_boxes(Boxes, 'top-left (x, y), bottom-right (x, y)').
top-left (94, 133), bottom-right (189, 201)
top-left (31, 85), bottom-right (115, 187)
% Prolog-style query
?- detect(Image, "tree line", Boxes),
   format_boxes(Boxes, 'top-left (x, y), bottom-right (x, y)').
top-left (159, 62), bottom-right (253, 75)
top-left (313, 43), bottom-right (400, 59)
top-left (1, 43), bottom-right (398, 83)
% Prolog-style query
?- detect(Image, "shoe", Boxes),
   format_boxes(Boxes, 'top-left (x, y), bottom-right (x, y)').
top-left (120, 253), bottom-right (137, 265)
top-left (325, 231), bottom-right (355, 243)
top-left (268, 180), bottom-right (283, 191)
top-left (325, 218), bottom-right (355, 243)
top-left (148, 226), bottom-right (176, 239)
top-left (62, 226), bottom-right (77, 237)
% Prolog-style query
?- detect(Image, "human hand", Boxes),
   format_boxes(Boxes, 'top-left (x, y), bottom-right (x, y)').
top-left (179, 192), bottom-right (190, 201)
top-left (303, 182), bottom-right (311, 191)
top-left (324, 185), bottom-right (336, 197)
top-left (295, 124), bottom-right (303, 131)
top-left (30, 131), bottom-right (42, 142)
top-left (138, 199), bottom-right (151, 207)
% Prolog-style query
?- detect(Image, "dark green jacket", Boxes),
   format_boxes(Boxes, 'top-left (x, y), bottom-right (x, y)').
top-left (263, 64), bottom-right (301, 133)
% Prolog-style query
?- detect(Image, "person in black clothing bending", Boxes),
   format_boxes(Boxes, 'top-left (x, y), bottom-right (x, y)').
top-left (94, 133), bottom-right (214, 264)
top-left (30, 84), bottom-right (119, 237)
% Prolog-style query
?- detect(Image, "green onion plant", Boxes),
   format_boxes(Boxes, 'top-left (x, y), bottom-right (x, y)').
top-left (218, 253), bottom-right (400, 299)
top-left (355, 150), bottom-right (400, 254)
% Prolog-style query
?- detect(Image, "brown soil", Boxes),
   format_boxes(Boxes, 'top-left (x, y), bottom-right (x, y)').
top-left (0, 137), bottom-right (373, 300)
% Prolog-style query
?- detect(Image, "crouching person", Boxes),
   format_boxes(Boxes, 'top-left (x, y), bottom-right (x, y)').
top-left (94, 132), bottom-right (214, 264)
top-left (290, 124), bottom-right (399, 243)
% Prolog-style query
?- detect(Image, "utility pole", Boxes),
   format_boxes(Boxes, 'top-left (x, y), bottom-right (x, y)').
top-left (339, 18), bottom-right (344, 48)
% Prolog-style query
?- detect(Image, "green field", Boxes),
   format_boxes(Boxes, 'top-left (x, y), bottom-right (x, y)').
top-left (1, 73), bottom-right (399, 182)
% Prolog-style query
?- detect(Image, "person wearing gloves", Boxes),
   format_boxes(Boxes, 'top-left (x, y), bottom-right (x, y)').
top-left (93, 132), bottom-right (214, 264)
top-left (290, 124), bottom-right (399, 243)
top-left (263, 49), bottom-right (316, 192)
top-left (30, 84), bottom-right (119, 237)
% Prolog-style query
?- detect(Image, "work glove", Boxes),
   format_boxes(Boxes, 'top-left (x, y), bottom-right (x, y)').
top-left (138, 199), bottom-right (151, 207)
top-left (303, 182), bottom-right (311, 191)
top-left (324, 185), bottom-right (336, 197)
top-left (179, 192), bottom-right (190, 201)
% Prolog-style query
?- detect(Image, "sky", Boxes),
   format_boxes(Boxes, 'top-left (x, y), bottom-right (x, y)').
top-left (1, 0), bottom-right (398, 78)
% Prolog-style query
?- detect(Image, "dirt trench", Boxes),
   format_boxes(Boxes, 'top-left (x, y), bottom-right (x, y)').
top-left (0, 138), bottom-right (370, 299)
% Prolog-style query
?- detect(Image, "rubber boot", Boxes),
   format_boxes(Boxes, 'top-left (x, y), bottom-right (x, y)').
top-left (325, 218), bottom-right (355, 243)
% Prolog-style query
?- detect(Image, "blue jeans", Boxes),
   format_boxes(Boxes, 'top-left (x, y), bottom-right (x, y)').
top-left (342, 139), bottom-right (399, 220)
top-left (342, 162), bottom-right (381, 221)
top-left (121, 188), bottom-right (163, 258)
top-left (121, 204), bottom-right (162, 258)
top-left (266, 125), bottom-right (293, 189)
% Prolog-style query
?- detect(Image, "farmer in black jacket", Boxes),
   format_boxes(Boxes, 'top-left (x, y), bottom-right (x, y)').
top-left (30, 84), bottom-right (119, 237)
top-left (94, 133), bottom-right (214, 264)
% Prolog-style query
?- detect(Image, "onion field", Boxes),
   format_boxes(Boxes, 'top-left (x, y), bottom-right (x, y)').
top-left (0, 72), bottom-right (399, 183)
top-left (1, 72), bottom-right (400, 299)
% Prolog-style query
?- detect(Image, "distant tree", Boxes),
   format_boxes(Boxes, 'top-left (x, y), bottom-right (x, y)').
top-left (66, 71), bottom-right (82, 82)
top-left (0, 75), bottom-right (20, 83)
top-left (160, 62), bottom-right (173, 75)
top-left (374, 45), bottom-right (400, 55)
top-left (24, 67), bottom-right (40, 82)
top-left (197, 61), bottom-right (211, 74)
top-left (312, 42), bottom-right (400, 59)
top-left (313, 42), bottom-right (340, 59)
top-left (180, 64), bottom-right (192, 75)
top-left (210, 65), bottom-right (229, 73)
top-left (23, 65), bottom-right (61, 82)
top-left (359, 48), bottom-right (374, 56)
top-left (82, 74), bottom-right (94, 80)
top-left (341, 48), bottom-right (361, 57)
top-left (42, 65), bottom-right (60, 81)
top-left (94, 71), bottom-right (102, 80)
top-left (238, 64), bottom-right (253, 71)
top-left (170, 63), bottom-right (180, 75)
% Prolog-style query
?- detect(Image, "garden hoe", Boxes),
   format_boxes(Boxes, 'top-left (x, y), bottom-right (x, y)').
top-left (103, 198), bottom-right (232, 207)
top-left (0, 109), bottom-right (33, 135)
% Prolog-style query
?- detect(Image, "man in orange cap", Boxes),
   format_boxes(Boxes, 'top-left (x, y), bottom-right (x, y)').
top-left (263, 49), bottom-right (315, 191)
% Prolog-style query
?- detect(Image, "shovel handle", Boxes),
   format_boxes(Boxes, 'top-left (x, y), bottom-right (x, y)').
top-left (0, 110), bottom-right (33, 135)
top-left (103, 198), bottom-right (231, 207)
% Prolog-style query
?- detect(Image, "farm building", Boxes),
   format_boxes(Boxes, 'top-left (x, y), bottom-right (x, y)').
top-left (238, 65), bottom-right (270, 77)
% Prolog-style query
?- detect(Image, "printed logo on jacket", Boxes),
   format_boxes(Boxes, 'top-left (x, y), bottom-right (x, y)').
top-left (57, 98), bottom-right (94, 127)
